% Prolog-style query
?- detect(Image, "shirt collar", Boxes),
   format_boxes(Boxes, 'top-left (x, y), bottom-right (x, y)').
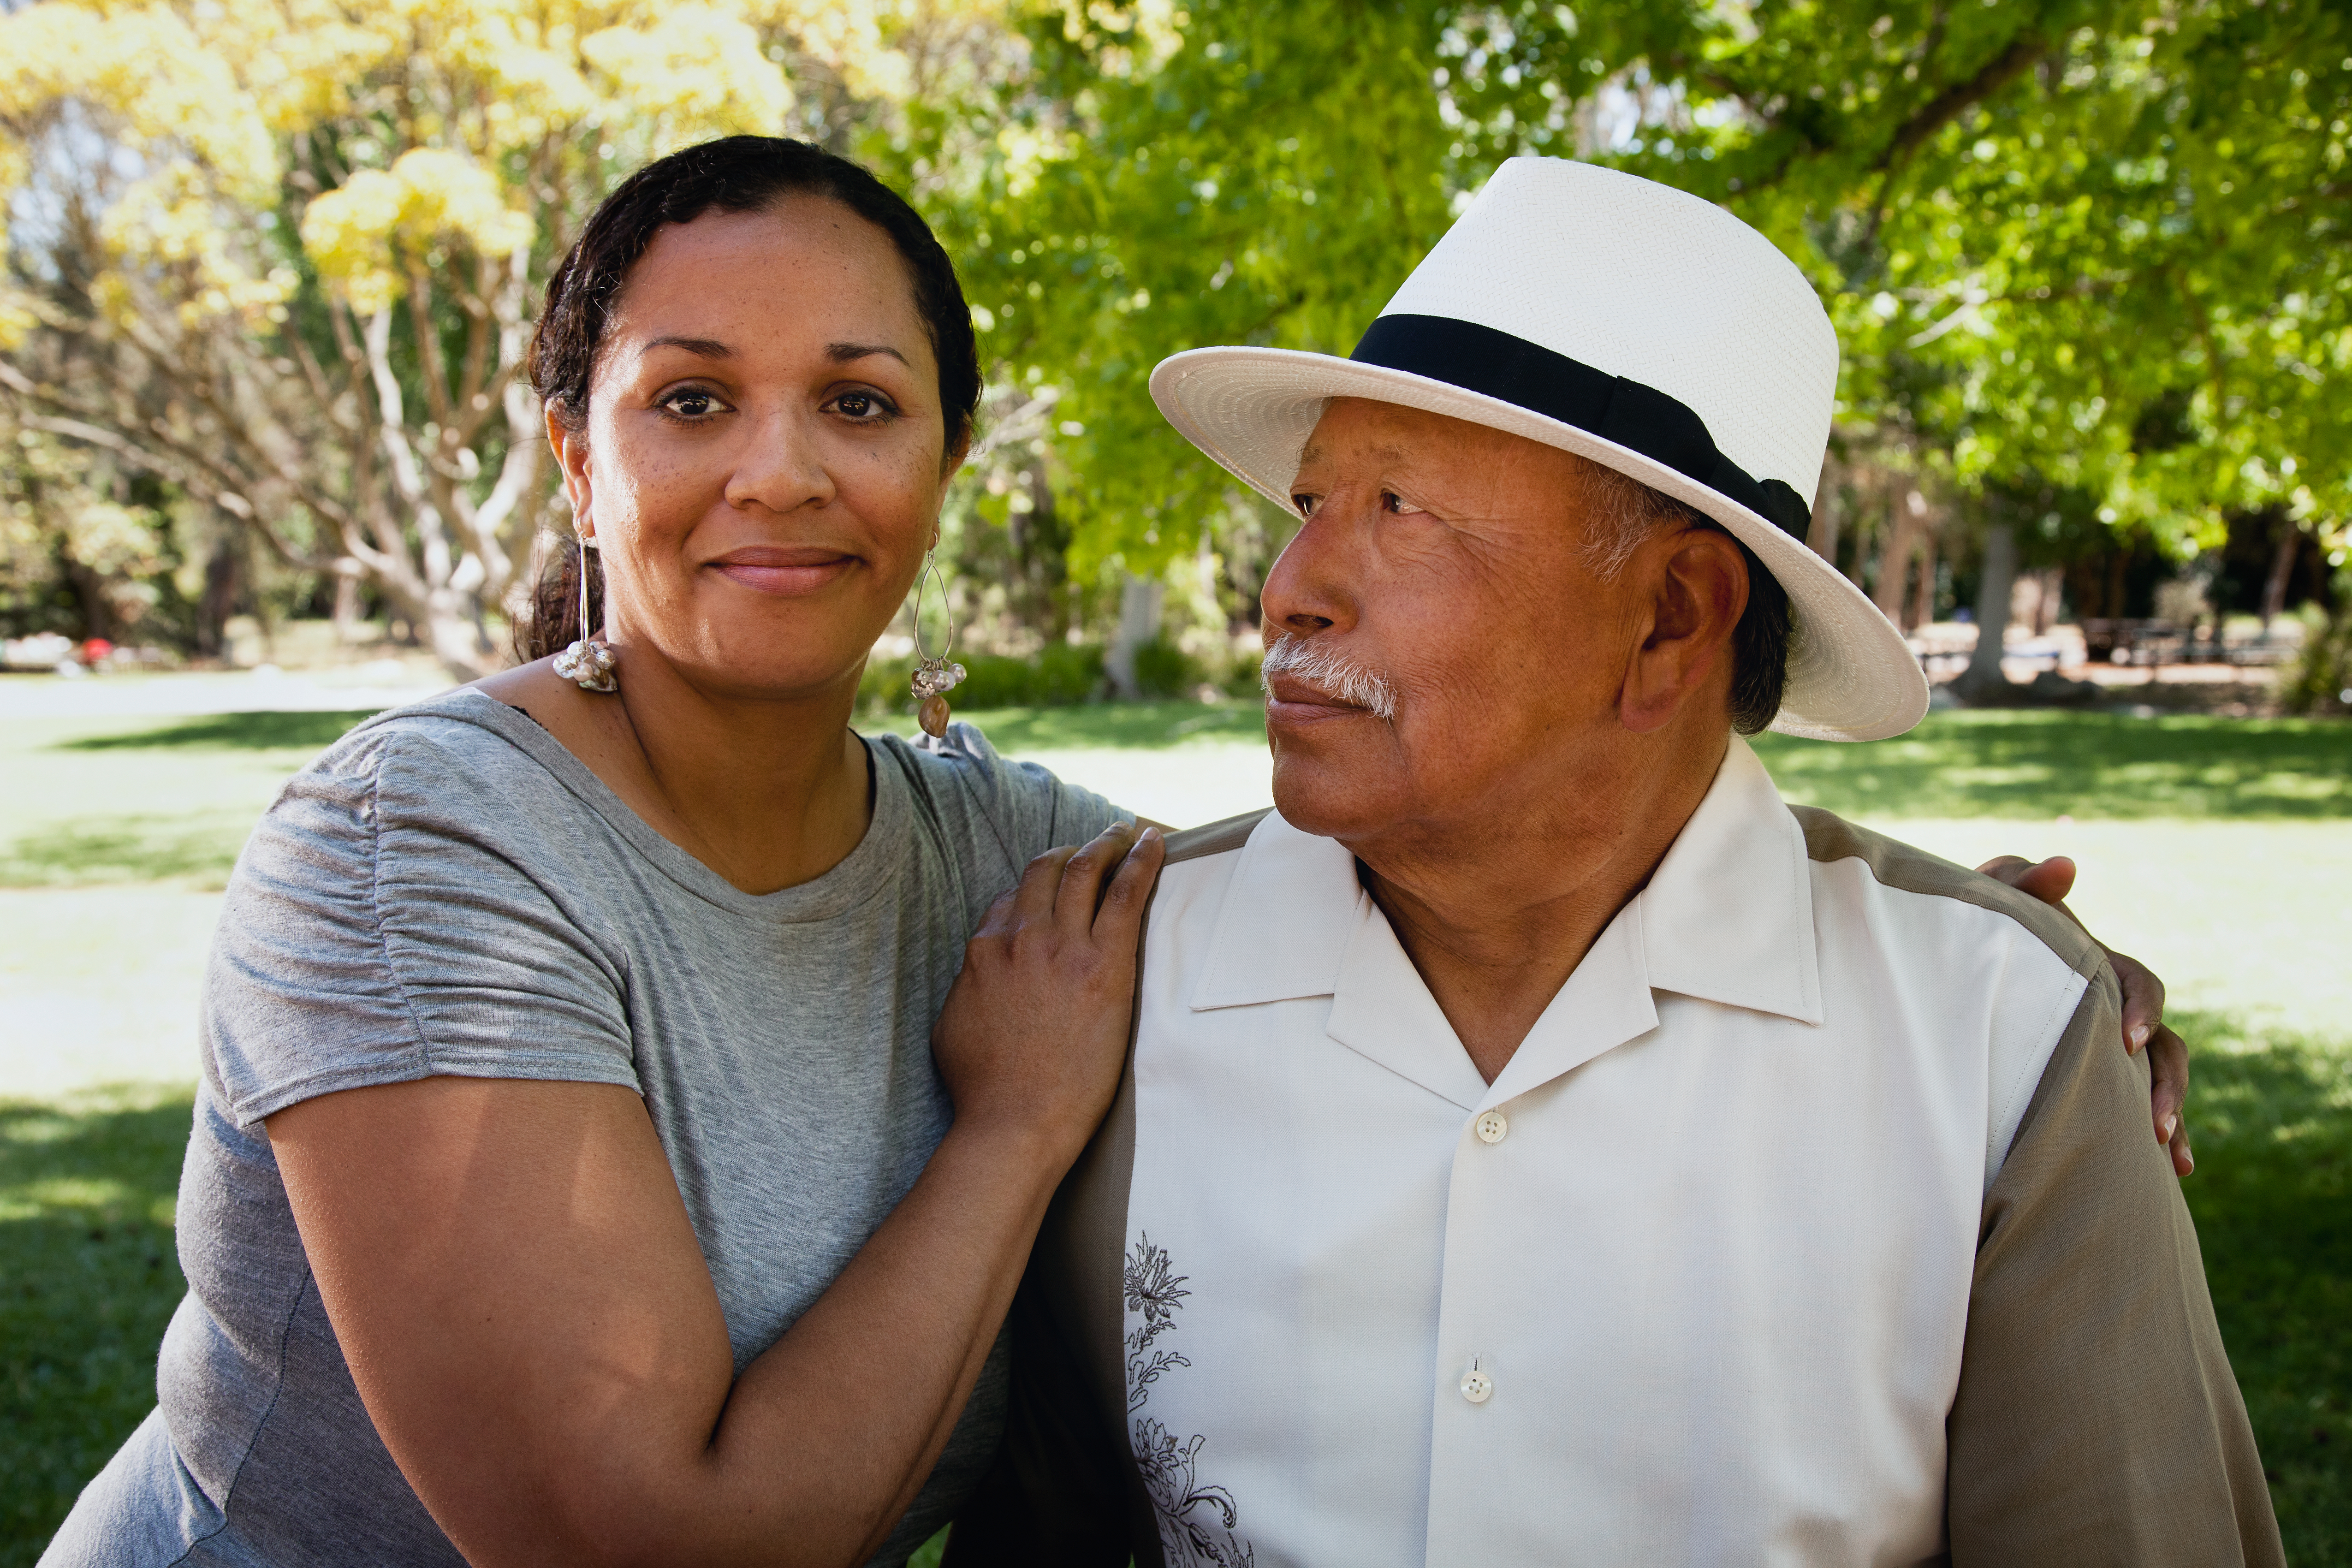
top-left (1188, 736), bottom-right (1820, 1103)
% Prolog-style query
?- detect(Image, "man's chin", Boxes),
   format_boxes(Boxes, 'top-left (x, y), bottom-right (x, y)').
top-left (1268, 740), bottom-right (1400, 843)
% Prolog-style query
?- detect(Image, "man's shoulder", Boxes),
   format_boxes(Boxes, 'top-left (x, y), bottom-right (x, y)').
top-left (1162, 808), bottom-right (1270, 867)
top-left (1788, 804), bottom-right (2105, 984)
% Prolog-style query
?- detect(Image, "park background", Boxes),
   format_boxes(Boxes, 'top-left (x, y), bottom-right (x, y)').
top-left (0, 0), bottom-right (2346, 1561)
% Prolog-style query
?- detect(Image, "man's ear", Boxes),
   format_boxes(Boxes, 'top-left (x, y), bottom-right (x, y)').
top-left (1619, 529), bottom-right (1748, 734)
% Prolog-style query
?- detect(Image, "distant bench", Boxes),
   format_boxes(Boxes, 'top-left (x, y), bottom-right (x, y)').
top-left (2079, 618), bottom-right (2297, 669)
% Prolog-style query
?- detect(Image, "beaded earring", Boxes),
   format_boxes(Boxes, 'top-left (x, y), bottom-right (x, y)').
top-left (552, 533), bottom-right (618, 693)
top-left (909, 548), bottom-right (965, 738)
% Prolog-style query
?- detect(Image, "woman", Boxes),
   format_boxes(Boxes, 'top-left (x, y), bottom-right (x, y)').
top-left (48, 136), bottom-right (1160, 1568)
top-left (47, 134), bottom-right (2186, 1568)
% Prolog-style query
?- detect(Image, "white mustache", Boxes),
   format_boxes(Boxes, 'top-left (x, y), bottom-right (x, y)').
top-left (1261, 635), bottom-right (1399, 721)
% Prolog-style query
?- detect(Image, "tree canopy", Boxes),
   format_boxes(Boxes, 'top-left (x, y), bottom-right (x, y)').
top-left (0, 0), bottom-right (2339, 669)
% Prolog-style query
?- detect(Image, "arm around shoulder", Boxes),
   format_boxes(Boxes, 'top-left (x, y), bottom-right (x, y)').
top-left (1947, 966), bottom-right (2282, 1567)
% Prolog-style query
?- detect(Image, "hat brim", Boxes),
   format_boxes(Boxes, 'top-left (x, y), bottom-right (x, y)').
top-left (1151, 346), bottom-right (1929, 743)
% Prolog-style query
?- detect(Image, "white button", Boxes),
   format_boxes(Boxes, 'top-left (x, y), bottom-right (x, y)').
top-left (1460, 1362), bottom-right (1494, 1404)
top-left (1474, 1110), bottom-right (1509, 1145)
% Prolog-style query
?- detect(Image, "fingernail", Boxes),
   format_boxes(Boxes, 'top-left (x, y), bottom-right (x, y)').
top-left (2129, 1023), bottom-right (2151, 1051)
top-left (2161, 1114), bottom-right (2178, 1143)
top-left (1140, 825), bottom-right (1161, 842)
top-left (2181, 1151), bottom-right (2194, 1175)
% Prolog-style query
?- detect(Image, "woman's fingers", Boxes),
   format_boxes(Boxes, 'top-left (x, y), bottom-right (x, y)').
top-left (1978, 853), bottom-right (2078, 907)
top-left (1052, 820), bottom-right (1142, 931)
top-left (1090, 826), bottom-right (1164, 941)
top-left (2108, 947), bottom-right (2168, 1056)
top-left (2148, 1022), bottom-right (2193, 1175)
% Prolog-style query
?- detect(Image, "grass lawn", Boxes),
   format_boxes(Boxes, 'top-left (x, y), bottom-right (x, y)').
top-left (1, 697), bottom-right (2346, 1563)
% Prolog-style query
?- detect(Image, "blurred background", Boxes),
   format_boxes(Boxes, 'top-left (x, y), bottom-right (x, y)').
top-left (0, 0), bottom-right (2345, 1561)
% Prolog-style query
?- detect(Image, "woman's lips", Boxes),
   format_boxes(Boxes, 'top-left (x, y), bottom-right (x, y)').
top-left (707, 549), bottom-right (858, 595)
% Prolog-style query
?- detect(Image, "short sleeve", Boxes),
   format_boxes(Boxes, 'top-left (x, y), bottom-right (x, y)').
top-left (914, 720), bottom-right (1129, 867)
top-left (203, 725), bottom-right (640, 1128)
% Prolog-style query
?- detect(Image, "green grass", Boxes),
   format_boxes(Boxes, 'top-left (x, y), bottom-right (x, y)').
top-left (1752, 709), bottom-right (2352, 820)
top-left (1, 1087), bottom-right (190, 1564)
top-left (2175, 1013), bottom-right (2352, 1564)
top-left (0, 711), bottom-right (378, 889)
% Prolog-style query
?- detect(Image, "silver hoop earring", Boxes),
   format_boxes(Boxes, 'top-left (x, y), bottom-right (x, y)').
top-left (552, 534), bottom-right (618, 693)
top-left (909, 548), bottom-right (965, 738)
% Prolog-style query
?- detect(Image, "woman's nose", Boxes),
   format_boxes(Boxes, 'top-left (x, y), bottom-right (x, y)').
top-left (725, 404), bottom-right (836, 515)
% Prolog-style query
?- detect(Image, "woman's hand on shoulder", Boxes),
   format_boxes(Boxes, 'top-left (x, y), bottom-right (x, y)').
top-left (932, 821), bottom-right (1164, 1165)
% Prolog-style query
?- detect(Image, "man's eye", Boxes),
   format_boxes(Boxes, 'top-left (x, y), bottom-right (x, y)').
top-left (1382, 491), bottom-right (1425, 516)
top-left (1292, 494), bottom-right (1317, 517)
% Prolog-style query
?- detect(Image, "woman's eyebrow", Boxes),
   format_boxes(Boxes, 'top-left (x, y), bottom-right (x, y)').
top-left (828, 341), bottom-right (909, 366)
top-left (642, 336), bottom-right (732, 359)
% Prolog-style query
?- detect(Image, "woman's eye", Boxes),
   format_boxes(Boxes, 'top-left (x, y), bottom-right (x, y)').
top-left (830, 390), bottom-right (897, 422)
top-left (659, 389), bottom-right (723, 420)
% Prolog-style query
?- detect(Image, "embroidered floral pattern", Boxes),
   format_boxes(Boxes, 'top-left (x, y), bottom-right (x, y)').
top-left (1125, 1235), bottom-right (1255, 1568)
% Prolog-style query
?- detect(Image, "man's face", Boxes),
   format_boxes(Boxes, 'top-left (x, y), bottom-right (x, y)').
top-left (1260, 398), bottom-right (1663, 850)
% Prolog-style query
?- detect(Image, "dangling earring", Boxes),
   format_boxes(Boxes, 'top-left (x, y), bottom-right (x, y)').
top-left (909, 547), bottom-right (965, 738)
top-left (552, 532), bottom-right (618, 693)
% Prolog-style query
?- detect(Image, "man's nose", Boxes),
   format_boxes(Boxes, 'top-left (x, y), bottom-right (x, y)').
top-left (1260, 505), bottom-right (1359, 637)
top-left (725, 404), bottom-right (837, 515)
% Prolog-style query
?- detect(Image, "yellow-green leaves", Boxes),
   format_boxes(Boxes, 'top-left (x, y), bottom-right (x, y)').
top-left (301, 150), bottom-right (531, 315)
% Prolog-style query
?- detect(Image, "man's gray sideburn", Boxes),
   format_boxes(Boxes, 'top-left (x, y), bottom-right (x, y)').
top-left (1572, 459), bottom-right (1794, 735)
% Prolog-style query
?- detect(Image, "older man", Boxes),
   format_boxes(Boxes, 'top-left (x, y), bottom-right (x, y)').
top-left (954, 160), bottom-right (2277, 1567)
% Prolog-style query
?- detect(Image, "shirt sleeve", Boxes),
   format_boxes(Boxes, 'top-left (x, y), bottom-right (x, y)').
top-left (203, 726), bottom-right (640, 1128)
top-left (1946, 964), bottom-right (2283, 1566)
top-left (920, 719), bottom-right (1130, 867)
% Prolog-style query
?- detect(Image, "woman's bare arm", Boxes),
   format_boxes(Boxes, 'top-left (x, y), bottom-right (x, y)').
top-left (270, 821), bottom-right (1163, 1568)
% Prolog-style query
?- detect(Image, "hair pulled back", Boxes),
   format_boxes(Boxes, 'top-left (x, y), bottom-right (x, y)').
top-left (517, 135), bottom-right (981, 663)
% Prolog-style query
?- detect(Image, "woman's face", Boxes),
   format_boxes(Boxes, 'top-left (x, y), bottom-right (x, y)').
top-left (556, 198), bottom-right (960, 700)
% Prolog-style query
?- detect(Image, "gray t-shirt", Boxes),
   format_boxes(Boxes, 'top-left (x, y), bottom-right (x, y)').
top-left (42, 689), bottom-right (1124, 1568)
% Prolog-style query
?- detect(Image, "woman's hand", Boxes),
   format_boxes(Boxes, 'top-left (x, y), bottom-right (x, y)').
top-left (932, 820), bottom-right (1165, 1163)
top-left (1978, 853), bottom-right (2193, 1177)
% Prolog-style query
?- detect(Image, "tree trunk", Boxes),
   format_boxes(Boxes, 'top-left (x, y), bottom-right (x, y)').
top-left (1872, 502), bottom-right (1921, 623)
top-left (1106, 574), bottom-right (1164, 699)
top-left (1910, 527), bottom-right (1939, 631)
top-left (1954, 522), bottom-right (2020, 700)
top-left (194, 536), bottom-right (242, 659)
top-left (2260, 517), bottom-right (2300, 631)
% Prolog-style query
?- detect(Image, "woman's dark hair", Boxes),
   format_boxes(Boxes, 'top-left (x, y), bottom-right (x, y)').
top-left (517, 135), bottom-right (981, 663)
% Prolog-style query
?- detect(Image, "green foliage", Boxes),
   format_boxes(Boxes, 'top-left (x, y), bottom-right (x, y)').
top-left (1128, 636), bottom-right (1197, 699)
top-left (885, 0), bottom-right (2346, 594)
top-left (1752, 710), bottom-right (2352, 820)
top-left (859, 646), bottom-right (1106, 714)
top-left (868, 698), bottom-right (1265, 752)
top-left (1, 1087), bottom-right (192, 1566)
top-left (2281, 603), bottom-right (2352, 718)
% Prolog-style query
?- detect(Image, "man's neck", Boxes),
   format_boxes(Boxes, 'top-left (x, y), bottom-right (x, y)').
top-left (1354, 730), bottom-right (1731, 1084)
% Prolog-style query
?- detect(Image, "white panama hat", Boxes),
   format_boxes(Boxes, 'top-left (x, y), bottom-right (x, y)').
top-left (1150, 156), bottom-right (1929, 742)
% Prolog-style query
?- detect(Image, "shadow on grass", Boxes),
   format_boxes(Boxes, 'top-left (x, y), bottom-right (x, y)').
top-left (59, 711), bottom-right (378, 753)
top-left (0, 814), bottom-right (258, 890)
top-left (2171, 1011), bottom-right (2352, 1565)
top-left (0, 1087), bottom-right (193, 1567)
top-left (1755, 709), bottom-right (2352, 820)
